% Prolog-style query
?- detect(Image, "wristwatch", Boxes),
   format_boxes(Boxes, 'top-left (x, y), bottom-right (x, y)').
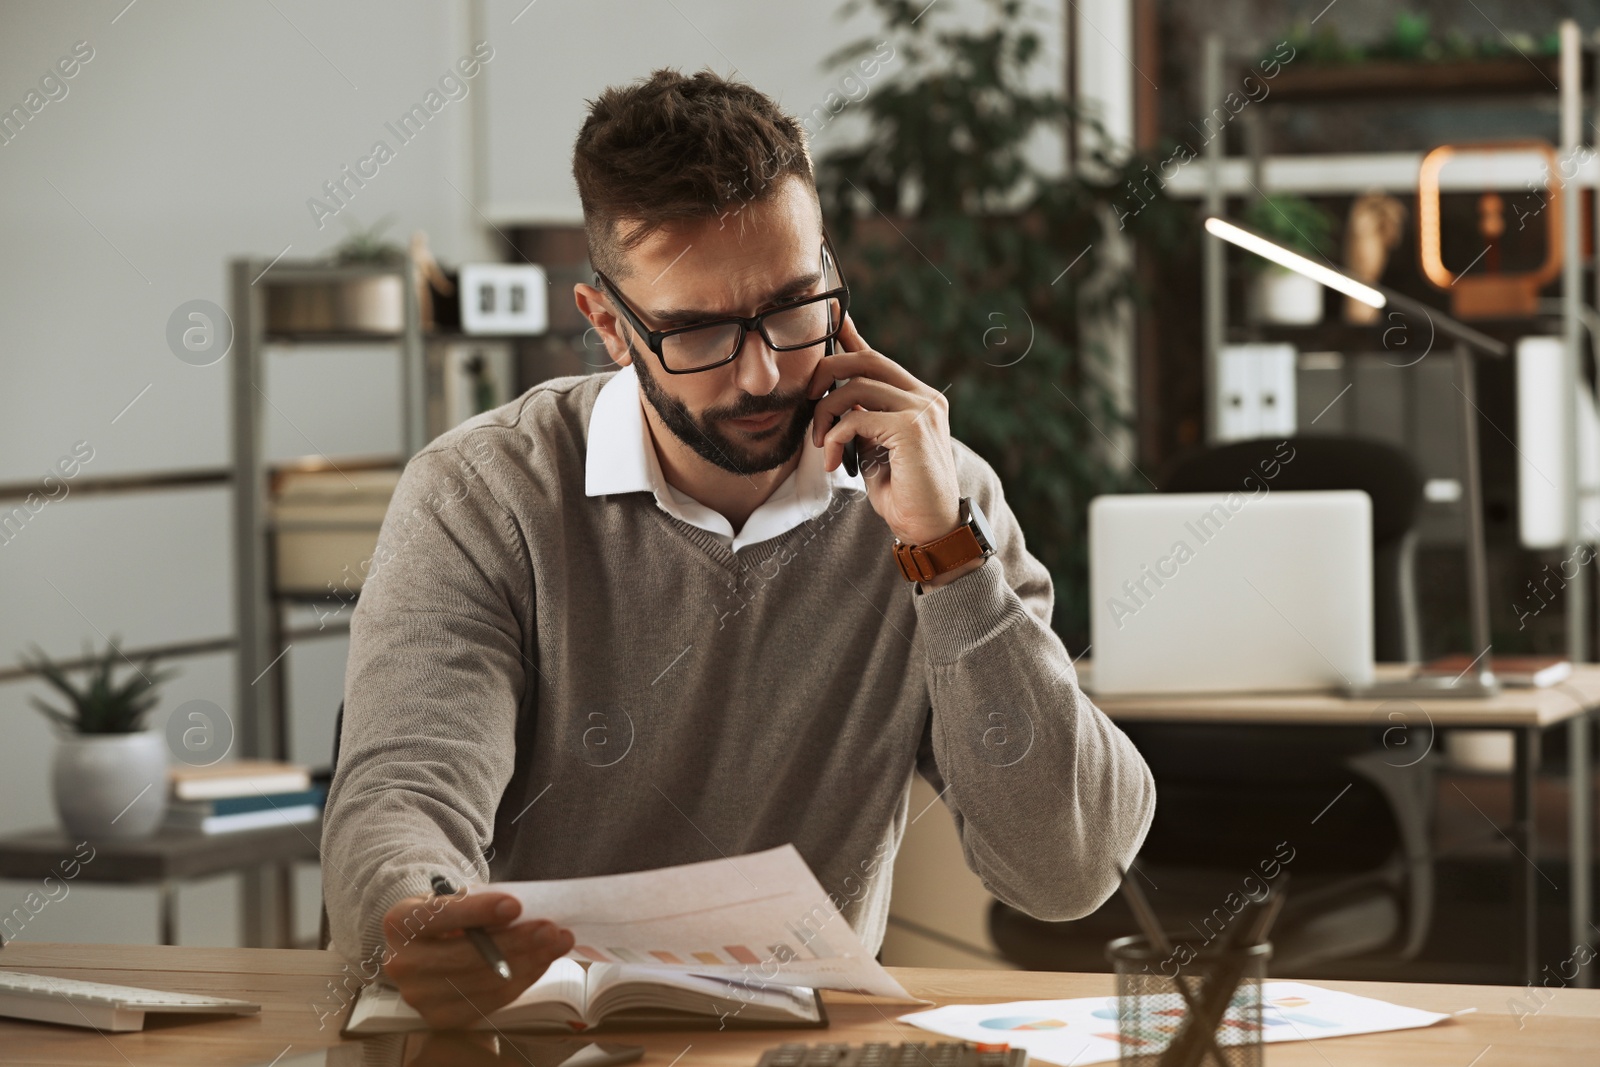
top-left (892, 496), bottom-right (997, 583)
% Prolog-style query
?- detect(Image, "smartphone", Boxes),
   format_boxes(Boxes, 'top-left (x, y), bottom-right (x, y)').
top-left (827, 337), bottom-right (860, 478)
top-left (820, 240), bottom-right (860, 477)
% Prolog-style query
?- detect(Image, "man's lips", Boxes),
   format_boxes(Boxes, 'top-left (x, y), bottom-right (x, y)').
top-left (726, 410), bottom-right (783, 431)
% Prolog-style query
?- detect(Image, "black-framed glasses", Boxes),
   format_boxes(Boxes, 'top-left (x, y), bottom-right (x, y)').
top-left (594, 236), bottom-right (850, 374)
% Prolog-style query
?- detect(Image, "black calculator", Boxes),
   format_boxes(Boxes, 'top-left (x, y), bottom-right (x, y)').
top-left (755, 1041), bottom-right (1027, 1066)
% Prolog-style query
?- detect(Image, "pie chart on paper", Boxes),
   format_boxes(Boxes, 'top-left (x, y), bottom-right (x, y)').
top-left (979, 1015), bottom-right (1069, 1031)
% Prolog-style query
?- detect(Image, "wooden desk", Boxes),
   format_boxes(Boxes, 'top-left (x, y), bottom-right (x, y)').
top-left (1, 943), bottom-right (1596, 1066)
top-left (0, 819), bottom-right (322, 947)
top-left (1082, 661), bottom-right (1600, 988)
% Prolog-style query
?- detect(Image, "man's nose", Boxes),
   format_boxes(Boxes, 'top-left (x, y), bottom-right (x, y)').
top-left (731, 327), bottom-right (782, 396)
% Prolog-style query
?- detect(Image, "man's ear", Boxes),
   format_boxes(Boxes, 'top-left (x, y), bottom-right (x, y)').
top-left (573, 282), bottom-right (631, 368)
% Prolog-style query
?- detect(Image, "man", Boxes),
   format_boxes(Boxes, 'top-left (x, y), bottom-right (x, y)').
top-left (323, 68), bottom-right (1155, 1028)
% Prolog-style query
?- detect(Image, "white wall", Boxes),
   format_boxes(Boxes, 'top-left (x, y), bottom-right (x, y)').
top-left (481, 0), bottom-right (1065, 222)
top-left (0, 0), bottom-right (494, 948)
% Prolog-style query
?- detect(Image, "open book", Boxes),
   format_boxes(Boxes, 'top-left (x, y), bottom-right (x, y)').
top-left (342, 957), bottom-right (828, 1035)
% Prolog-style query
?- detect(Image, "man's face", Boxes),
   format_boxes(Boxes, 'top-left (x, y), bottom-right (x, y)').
top-left (601, 177), bottom-right (829, 476)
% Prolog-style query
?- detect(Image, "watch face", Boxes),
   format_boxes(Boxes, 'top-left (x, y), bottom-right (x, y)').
top-left (966, 497), bottom-right (997, 553)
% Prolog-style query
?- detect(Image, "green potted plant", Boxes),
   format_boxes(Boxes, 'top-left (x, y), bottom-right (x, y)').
top-left (330, 213), bottom-right (406, 266)
top-left (327, 214), bottom-right (407, 332)
top-left (1242, 194), bottom-right (1336, 325)
top-left (268, 215), bottom-right (409, 335)
top-left (23, 638), bottom-right (178, 839)
top-left (817, 0), bottom-right (1189, 644)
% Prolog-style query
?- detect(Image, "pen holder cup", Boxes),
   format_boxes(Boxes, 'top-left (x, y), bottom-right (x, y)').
top-left (1105, 934), bottom-right (1271, 1067)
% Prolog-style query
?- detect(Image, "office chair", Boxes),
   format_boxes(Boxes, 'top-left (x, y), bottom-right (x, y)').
top-left (1162, 434), bottom-right (1424, 664)
top-left (990, 435), bottom-right (1435, 977)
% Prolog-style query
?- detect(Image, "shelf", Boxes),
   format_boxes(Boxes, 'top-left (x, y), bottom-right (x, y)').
top-left (1231, 317), bottom-right (1556, 353)
top-left (1256, 55), bottom-right (1583, 103)
top-left (252, 262), bottom-right (407, 285)
top-left (262, 330), bottom-right (404, 345)
top-left (0, 467), bottom-right (230, 504)
top-left (268, 454), bottom-right (404, 475)
top-left (1164, 150), bottom-right (1600, 197)
top-left (0, 820), bottom-right (323, 882)
top-left (264, 329), bottom-right (538, 345)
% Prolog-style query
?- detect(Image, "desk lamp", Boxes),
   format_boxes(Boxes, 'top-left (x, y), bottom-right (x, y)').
top-left (1205, 216), bottom-right (1510, 698)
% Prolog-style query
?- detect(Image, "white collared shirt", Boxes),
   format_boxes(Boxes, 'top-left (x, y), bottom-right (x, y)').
top-left (584, 365), bottom-right (866, 552)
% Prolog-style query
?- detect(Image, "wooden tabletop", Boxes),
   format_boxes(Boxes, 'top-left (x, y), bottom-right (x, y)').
top-left (0, 943), bottom-right (1596, 1066)
top-left (1080, 662), bottom-right (1600, 728)
top-left (0, 819), bottom-right (323, 883)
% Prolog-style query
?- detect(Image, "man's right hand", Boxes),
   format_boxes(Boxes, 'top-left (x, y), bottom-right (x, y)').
top-left (380, 890), bottom-right (576, 1029)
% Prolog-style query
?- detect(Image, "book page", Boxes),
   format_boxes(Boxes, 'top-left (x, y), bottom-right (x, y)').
top-left (586, 962), bottom-right (820, 1024)
top-left (512, 956), bottom-right (588, 1016)
top-left (343, 957), bottom-right (588, 1035)
top-left (466, 844), bottom-right (919, 1002)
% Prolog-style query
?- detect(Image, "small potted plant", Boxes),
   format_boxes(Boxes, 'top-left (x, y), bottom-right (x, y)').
top-left (23, 638), bottom-right (178, 840)
top-left (331, 214), bottom-right (407, 332)
top-left (1243, 194), bottom-right (1337, 325)
top-left (266, 215), bottom-right (408, 334)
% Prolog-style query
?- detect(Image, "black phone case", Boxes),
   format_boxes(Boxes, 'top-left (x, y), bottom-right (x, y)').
top-left (826, 336), bottom-right (860, 477)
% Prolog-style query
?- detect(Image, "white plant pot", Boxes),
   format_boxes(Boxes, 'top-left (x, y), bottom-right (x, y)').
top-left (1251, 265), bottom-right (1324, 325)
top-left (52, 730), bottom-right (168, 840)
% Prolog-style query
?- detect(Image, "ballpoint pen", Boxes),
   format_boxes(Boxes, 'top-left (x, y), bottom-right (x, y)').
top-left (430, 874), bottom-right (513, 981)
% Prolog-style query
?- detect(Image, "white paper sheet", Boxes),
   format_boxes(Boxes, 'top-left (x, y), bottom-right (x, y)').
top-left (466, 843), bottom-right (919, 1001)
top-left (900, 981), bottom-right (1451, 1066)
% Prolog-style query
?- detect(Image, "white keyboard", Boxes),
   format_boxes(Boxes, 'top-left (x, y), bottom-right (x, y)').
top-left (0, 968), bottom-right (261, 1031)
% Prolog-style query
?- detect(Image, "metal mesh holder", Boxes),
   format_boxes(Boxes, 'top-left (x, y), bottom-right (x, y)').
top-left (1106, 934), bottom-right (1271, 1067)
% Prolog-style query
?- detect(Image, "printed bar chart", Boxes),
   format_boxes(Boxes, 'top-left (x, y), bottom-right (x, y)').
top-left (464, 844), bottom-right (916, 1000)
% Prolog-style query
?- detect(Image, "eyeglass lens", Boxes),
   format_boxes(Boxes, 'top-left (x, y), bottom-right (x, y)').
top-left (661, 294), bottom-right (842, 370)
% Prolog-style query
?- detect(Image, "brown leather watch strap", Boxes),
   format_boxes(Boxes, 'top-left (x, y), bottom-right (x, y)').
top-left (892, 524), bottom-right (986, 583)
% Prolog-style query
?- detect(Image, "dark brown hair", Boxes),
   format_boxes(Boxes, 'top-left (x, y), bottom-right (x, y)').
top-left (572, 68), bottom-right (815, 278)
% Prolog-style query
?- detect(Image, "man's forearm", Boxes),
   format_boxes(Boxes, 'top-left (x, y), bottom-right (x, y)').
top-left (913, 556), bottom-right (1156, 921)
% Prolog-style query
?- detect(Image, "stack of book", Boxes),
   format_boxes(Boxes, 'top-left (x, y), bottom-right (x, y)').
top-left (164, 760), bottom-right (325, 835)
top-left (1419, 654), bottom-right (1572, 688)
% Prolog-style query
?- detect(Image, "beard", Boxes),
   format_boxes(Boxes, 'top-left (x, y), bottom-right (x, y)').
top-left (628, 338), bottom-right (816, 476)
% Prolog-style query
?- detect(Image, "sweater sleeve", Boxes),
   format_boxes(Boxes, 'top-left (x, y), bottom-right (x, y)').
top-left (321, 440), bottom-right (530, 973)
top-left (909, 442), bottom-right (1156, 922)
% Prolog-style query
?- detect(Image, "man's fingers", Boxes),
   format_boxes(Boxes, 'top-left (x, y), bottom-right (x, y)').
top-left (416, 919), bottom-right (571, 978)
top-left (383, 891), bottom-right (521, 943)
top-left (838, 312), bottom-right (868, 352)
top-left (380, 890), bottom-right (579, 1029)
top-left (810, 378), bottom-right (932, 446)
top-left (806, 348), bottom-right (920, 400)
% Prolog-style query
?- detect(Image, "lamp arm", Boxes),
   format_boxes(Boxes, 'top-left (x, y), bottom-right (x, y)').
top-left (1380, 288), bottom-right (1510, 360)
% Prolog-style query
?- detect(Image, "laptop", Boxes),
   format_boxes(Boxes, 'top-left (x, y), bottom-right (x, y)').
top-left (1086, 490), bottom-right (1375, 695)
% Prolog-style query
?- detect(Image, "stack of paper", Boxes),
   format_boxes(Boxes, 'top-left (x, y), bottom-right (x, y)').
top-left (901, 982), bottom-right (1450, 1065)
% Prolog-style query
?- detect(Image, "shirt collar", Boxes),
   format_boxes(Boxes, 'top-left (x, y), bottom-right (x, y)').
top-left (584, 365), bottom-right (865, 526)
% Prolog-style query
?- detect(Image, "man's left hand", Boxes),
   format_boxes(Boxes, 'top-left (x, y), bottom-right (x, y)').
top-left (806, 313), bottom-right (966, 554)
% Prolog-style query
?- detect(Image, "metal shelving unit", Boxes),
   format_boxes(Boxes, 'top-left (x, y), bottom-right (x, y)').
top-left (1199, 21), bottom-right (1595, 986)
top-left (228, 257), bottom-right (425, 947)
top-left (1200, 23), bottom-right (1595, 653)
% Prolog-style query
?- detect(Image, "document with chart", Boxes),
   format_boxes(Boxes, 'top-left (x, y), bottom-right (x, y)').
top-left (466, 844), bottom-right (920, 1001)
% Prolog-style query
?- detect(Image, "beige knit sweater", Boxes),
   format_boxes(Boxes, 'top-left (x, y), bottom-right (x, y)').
top-left (322, 371), bottom-right (1156, 973)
